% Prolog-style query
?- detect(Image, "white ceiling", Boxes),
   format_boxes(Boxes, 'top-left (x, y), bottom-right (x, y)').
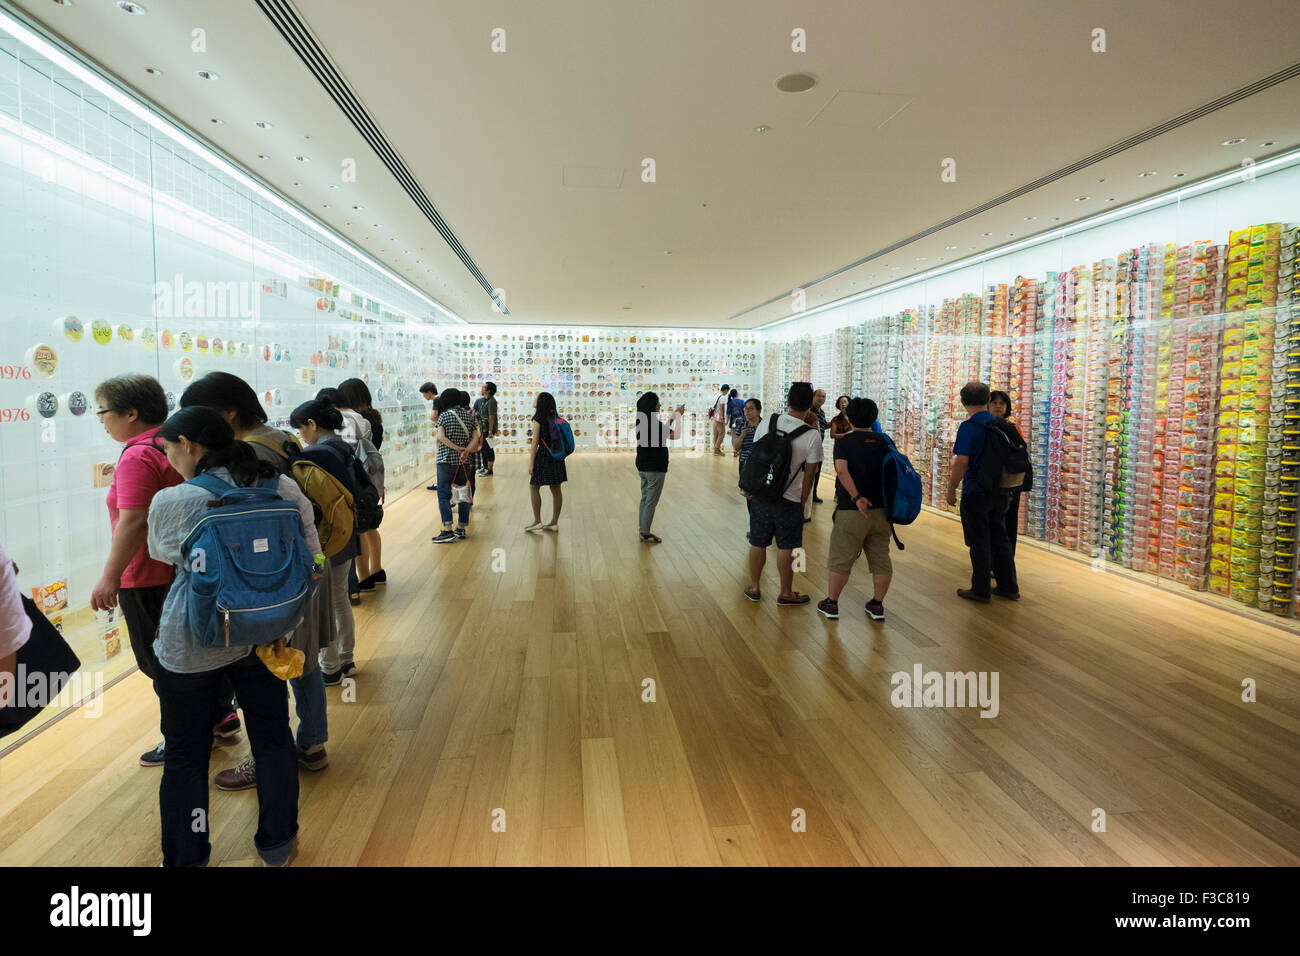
top-left (12, 0), bottom-right (1300, 328)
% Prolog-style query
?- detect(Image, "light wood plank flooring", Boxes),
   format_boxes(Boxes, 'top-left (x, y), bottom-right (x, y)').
top-left (2, 451), bottom-right (1299, 866)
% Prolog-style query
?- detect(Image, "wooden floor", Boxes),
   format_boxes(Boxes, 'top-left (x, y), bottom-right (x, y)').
top-left (3, 451), bottom-right (1299, 866)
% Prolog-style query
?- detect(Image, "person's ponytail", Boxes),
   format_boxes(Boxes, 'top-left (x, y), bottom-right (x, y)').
top-left (160, 406), bottom-right (277, 486)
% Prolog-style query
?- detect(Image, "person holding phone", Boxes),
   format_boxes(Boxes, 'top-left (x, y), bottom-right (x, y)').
top-left (635, 391), bottom-right (683, 543)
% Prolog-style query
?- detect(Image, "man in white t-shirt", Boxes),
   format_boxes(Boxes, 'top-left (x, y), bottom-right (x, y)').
top-left (711, 385), bottom-right (730, 455)
top-left (742, 381), bottom-right (822, 607)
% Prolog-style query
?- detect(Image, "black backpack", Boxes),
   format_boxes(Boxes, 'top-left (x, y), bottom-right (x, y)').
top-left (974, 418), bottom-right (1032, 494)
top-left (314, 438), bottom-right (383, 533)
top-left (740, 414), bottom-right (813, 501)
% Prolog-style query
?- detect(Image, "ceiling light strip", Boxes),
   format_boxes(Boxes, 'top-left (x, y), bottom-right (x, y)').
top-left (755, 146), bottom-right (1300, 332)
top-left (733, 59), bottom-right (1300, 324)
top-left (255, 0), bottom-right (507, 315)
top-left (0, 0), bottom-right (463, 325)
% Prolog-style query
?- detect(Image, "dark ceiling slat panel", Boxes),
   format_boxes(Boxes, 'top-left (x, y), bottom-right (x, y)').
top-left (254, 0), bottom-right (506, 314)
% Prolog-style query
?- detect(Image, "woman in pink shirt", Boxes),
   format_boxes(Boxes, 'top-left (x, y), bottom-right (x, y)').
top-left (91, 375), bottom-right (191, 766)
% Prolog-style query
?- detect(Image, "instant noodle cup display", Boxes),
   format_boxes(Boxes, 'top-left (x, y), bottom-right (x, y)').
top-left (26, 344), bottom-right (58, 377)
top-left (115, 323), bottom-right (134, 342)
top-left (91, 320), bottom-right (112, 344)
top-left (60, 315), bottom-right (83, 341)
top-left (140, 327), bottom-right (157, 350)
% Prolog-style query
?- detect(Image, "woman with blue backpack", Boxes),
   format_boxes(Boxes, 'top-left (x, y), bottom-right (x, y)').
top-left (525, 391), bottom-right (569, 532)
top-left (147, 405), bottom-right (320, 867)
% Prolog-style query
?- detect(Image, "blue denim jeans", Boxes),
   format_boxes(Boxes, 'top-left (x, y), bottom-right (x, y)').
top-left (289, 665), bottom-right (327, 750)
top-left (436, 461), bottom-right (475, 526)
top-left (155, 650), bottom-right (298, 866)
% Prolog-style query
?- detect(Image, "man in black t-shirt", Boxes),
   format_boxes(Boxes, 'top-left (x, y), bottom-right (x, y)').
top-left (817, 398), bottom-right (894, 622)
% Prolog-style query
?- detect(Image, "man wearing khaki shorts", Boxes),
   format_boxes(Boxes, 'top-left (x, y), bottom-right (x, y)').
top-left (817, 397), bottom-right (894, 622)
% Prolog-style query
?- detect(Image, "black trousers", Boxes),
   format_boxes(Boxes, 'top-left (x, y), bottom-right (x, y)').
top-left (1005, 489), bottom-right (1021, 555)
top-left (960, 490), bottom-right (1018, 596)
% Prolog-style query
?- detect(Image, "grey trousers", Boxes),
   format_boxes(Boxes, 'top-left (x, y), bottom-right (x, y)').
top-left (639, 470), bottom-right (667, 535)
top-left (318, 558), bottom-right (356, 675)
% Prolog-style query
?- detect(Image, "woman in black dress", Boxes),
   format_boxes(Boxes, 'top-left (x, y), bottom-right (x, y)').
top-left (526, 391), bottom-right (566, 532)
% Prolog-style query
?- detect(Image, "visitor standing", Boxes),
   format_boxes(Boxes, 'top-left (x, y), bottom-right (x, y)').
top-left (635, 391), bottom-right (684, 543)
top-left (710, 384), bottom-right (730, 455)
top-left (91, 374), bottom-right (186, 767)
top-left (420, 382), bottom-right (438, 490)
top-left (526, 391), bottom-right (567, 532)
top-left (829, 395), bottom-right (851, 440)
top-left (817, 398), bottom-right (894, 622)
top-left (742, 382), bottom-right (821, 606)
top-left (988, 390), bottom-right (1026, 557)
top-left (432, 389), bottom-right (482, 543)
top-left (475, 382), bottom-right (499, 477)
top-left (946, 381), bottom-right (1019, 602)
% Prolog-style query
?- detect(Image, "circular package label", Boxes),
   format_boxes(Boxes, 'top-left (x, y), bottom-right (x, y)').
top-left (115, 323), bottom-right (134, 342)
top-left (67, 391), bottom-right (88, 416)
top-left (263, 345), bottom-right (271, 362)
top-left (196, 334), bottom-right (209, 355)
top-left (62, 316), bottom-right (83, 342)
top-left (239, 343), bottom-right (251, 359)
top-left (37, 391), bottom-right (58, 418)
top-left (174, 357), bottom-right (194, 382)
top-left (165, 391), bottom-right (177, 412)
top-left (140, 328), bottom-right (157, 350)
top-left (178, 331), bottom-right (193, 352)
top-left (30, 344), bottom-right (58, 377)
top-left (272, 387), bottom-right (282, 406)
top-left (160, 330), bottom-right (174, 350)
top-left (91, 320), bottom-right (113, 344)
top-left (211, 337), bottom-right (223, 356)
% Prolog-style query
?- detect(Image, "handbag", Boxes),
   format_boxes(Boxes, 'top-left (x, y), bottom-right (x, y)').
top-left (450, 461), bottom-right (474, 504)
top-left (0, 596), bottom-right (83, 737)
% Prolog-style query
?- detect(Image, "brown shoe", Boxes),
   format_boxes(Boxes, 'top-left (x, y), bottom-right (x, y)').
top-left (214, 756), bottom-right (257, 791)
top-left (297, 746), bottom-right (329, 771)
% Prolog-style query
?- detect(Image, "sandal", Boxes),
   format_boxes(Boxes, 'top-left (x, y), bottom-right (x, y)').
top-left (743, 587), bottom-right (761, 603)
top-left (639, 533), bottom-right (662, 543)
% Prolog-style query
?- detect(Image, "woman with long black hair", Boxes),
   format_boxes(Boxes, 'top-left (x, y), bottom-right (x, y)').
top-left (635, 391), bottom-right (684, 543)
top-left (525, 391), bottom-right (566, 532)
top-left (337, 378), bottom-right (386, 590)
top-left (147, 405), bottom-right (318, 866)
top-left (988, 389), bottom-right (1024, 555)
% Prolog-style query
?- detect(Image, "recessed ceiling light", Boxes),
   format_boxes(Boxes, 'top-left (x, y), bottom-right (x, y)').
top-left (209, 118), bottom-right (223, 125)
top-left (946, 245), bottom-right (958, 250)
top-left (1008, 233), bottom-right (1015, 237)
top-left (257, 154), bottom-right (269, 159)
top-left (1139, 170), bottom-right (1157, 177)
top-left (1097, 178), bottom-right (1105, 183)
top-left (1073, 195), bottom-right (1090, 202)
top-left (1106, 197), bottom-right (1116, 202)
top-left (116, 1), bottom-right (146, 14)
top-left (352, 205), bottom-right (362, 210)
top-left (1221, 137), bottom-right (1245, 146)
top-left (196, 70), bottom-right (219, 80)
top-left (1260, 141), bottom-right (1275, 147)
top-left (144, 67), bottom-right (161, 75)
top-left (664, 250), bottom-right (673, 255)
top-left (753, 125), bottom-right (771, 134)
top-left (51, 0), bottom-right (74, 6)
top-left (328, 184), bottom-right (339, 189)
top-left (916, 256), bottom-right (927, 261)
top-left (775, 72), bottom-right (817, 93)
top-left (981, 232), bottom-right (993, 237)
top-left (254, 121), bottom-right (273, 129)
top-left (1023, 216), bottom-right (1036, 221)
top-left (294, 155), bottom-right (309, 162)
top-left (291, 181), bottom-right (301, 187)
top-left (373, 223), bottom-right (381, 228)
top-left (1174, 172), bottom-right (1185, 178)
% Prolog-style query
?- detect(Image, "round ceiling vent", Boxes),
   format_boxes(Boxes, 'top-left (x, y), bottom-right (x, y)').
top-left (775, 73), bottom-right (817, 93)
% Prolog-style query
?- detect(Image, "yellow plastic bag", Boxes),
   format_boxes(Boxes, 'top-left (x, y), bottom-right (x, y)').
top-left (257, 640), bottom-right (305, 681)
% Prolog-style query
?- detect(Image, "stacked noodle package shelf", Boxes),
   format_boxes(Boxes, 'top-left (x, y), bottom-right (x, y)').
top-left (1085, 260), bottom-right (1115, 561)
top-left (1104, 251), bottom-right (1132, 565)
top-left (1029, 274), bottom-right (1056, 539)
top-left (1180, 244), bottom-right (1223, 590)
top-left (1278, 224), bottom-right (1300, 615)
top-left (1011, 276), bottom-right (1037, 535)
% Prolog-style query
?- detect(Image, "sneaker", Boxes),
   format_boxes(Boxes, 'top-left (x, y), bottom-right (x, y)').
top-left (259, 837), bottom-right (297, 867)
top-left (214, 757), bottom-right (257, 792)
top-left (993, 588), bottom-right (1021, 601)
top-left (956, 588), bottom-right (991, 604)
top-left (816, 598), bottom-right (839, 620)
top-left (865, 599), bottom-right (885, 621)
top-left (454, 526), bottom-right (467, 540)
top-left (341, 662), bottom-right (357, 679)
top-left (322, 669), bottom-right (343, 686)
top-left (541, 523), bottom-right (559, 532)
top-left (426, 483), bottom-right (437, 491)
top-left (371, 569), bottom-right (386, 586)
top-left (140, 741), bottom-right (166, 767)
top-left (213, 712), bottom-right (241, 739)
top-left (477, 468), bottom-right (489, 477)
top-left (358, 575), bottom-right (376, 592)
top-left (297, 745), bottom-right (329, 771)
top-left (524, 522), bottom-right (544, 533)
top-left (431, 530), bottom-right (457, 544)
top-left (777, 592), bottom-right (811, 607)
top-left (803, 516), bottom-right (813, 523)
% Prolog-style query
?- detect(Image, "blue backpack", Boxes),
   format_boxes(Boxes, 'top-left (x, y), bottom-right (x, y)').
top-left (879, 433), bottom-right (923, 549)
top-left (545, 416), bottom-right (576, 460)
top-left (180, 473), bottom-right (316, 648)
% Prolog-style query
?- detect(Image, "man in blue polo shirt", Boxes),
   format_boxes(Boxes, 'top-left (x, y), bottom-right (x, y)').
top-left (946, 381), bottom-right (1019, 603)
